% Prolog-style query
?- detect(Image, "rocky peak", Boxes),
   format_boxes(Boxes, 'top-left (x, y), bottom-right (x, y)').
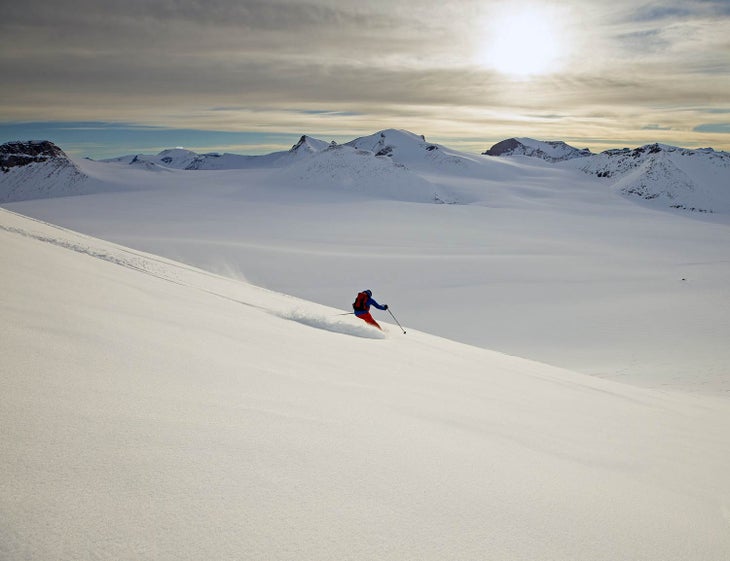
top-left (483, 138), bottom-right (592, 162)
top-left (482, 138), bottom-right (523, 157)
top-left (289, 135), bottom-right (331, 154)
top-left (1, 140), bottom-right (68, 170)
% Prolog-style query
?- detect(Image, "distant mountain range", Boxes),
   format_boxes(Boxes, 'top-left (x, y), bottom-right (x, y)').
top-left (100, 135), bottom-right (332, 170)
top-left (483, 137), bottom-right (730, 213)
top-left (2, 131), bottom-right (729, 213)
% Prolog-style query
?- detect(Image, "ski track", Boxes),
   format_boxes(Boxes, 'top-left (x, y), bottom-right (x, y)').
top-left (279, 309), bottom-right (387, 339)
top-left (1, 211), bottom-right (384, 339)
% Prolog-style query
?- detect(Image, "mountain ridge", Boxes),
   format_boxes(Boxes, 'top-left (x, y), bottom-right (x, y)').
top-left (0, 140), bottom-right (89, 203)
top-left (2, 132), bottom-right (729, 213)
top-left (482, 137), bottom-right (593, 162)
top-left (483, 137), bottom-right (730, 213)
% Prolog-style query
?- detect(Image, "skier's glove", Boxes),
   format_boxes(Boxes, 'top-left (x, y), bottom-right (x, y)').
top-left (383, 304), bottom-right (389, 310)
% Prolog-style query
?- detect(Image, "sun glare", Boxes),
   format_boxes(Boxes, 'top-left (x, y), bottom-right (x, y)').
top-left (479, 4), bottom-right (566, 78)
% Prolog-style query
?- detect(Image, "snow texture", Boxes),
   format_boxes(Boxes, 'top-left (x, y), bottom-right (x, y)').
top-left (2, 208), bottom-right (730, 561)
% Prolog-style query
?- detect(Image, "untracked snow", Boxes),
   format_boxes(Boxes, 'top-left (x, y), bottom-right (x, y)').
top-left (4, 130), bottom-right (729, 393)
top-left (2, 208), bottom-right (729, 561)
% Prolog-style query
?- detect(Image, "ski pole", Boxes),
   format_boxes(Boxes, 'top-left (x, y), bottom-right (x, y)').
top-left (388, 308), bottom-right (406, 334)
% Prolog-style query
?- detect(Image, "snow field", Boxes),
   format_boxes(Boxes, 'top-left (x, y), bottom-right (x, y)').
top-left (9, 153), bottom-right (729, 393)
top-left (2, 209), bottom-right (729, 561)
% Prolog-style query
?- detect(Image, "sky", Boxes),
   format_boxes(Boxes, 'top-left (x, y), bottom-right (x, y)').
top-left (1, 0), bottom-right (729, 158)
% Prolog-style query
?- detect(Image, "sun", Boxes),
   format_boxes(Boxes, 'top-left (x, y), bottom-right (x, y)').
top-left (478, 4), bottom-right (566, 77)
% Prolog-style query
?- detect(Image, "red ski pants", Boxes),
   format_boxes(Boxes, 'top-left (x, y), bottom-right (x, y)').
top-left (356, 312), bottom-right (382, 330)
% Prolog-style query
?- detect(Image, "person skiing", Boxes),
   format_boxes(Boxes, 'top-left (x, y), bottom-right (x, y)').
top-left (352, 289), bottom-right (388, 330)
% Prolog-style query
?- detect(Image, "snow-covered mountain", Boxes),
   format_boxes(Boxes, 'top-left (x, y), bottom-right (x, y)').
top-left (3, 207), bottom-right (729, 561)
top-left (103, 147), bottom-right (267, 170)
top-left (484, 137), bottom-right (730, 213)
top-left (101, 135), bottom-right (333, 171)
top-left (483, 137), bottom-right (593, 162)
top-left (346, 128), bottom-right (491, 173)
top-left (11, 130), bottom-right (725, 214)
top-left (267, 141), bottom-right (453, 203)
top-left (0, 140), bottom-right (89, 203)
top-left (103, 147), bottom-right (202, 169)
top-left (101, 129), bottom-right (481, 175)
top-left (288, 133), bottom-right (331, 156)
top-left (566, 143), bottom-right (730, 213)
top-left (346, 128), bottom-right (432, 157)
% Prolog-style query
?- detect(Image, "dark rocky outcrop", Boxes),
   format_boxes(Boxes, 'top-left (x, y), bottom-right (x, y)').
top-left (0, 140), bottom-right (68, 171)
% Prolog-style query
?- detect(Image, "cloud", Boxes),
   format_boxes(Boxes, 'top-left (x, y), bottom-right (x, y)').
top-left (693, 123), bottom-right (730, 134)
top-left (629, 4), bottom-right (693, 22)
top-left (1, 0), bottom-right (729, 152)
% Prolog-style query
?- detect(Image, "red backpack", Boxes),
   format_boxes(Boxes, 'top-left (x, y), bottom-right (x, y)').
top-left (353, 291), bottom-right (369, 312)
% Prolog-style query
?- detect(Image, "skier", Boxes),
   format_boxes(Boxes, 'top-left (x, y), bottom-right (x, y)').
top-left (352, 289), bottom-right (388, 330)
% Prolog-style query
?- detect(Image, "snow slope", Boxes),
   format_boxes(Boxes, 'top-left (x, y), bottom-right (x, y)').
top-left (7, 142), bottom-right (730, 393)
top-left (346, 128), bottom-right (497, 176)
top-left (0, 141), bottom-right (90, 203)
top-left (2, 207), bottom-right (729, 561)
top-left (265, 142), bottom-right (453, 203)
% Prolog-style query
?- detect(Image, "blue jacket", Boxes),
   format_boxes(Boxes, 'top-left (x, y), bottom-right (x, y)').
top-left (355, 296), bottom-right (387, 316)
